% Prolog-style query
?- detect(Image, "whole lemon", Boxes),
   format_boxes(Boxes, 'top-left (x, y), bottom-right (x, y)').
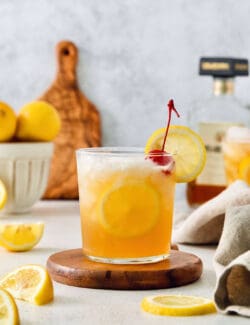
top-left (0, 102), bottom-right (17, 142)
top-left (16, 101), bottom-right (61, 141)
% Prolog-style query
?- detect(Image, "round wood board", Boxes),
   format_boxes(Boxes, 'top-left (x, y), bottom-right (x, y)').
top-left (47, 249), bottom-right (202, 290)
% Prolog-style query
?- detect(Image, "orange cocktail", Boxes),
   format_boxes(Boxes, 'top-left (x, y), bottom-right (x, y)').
top-left (222, 126), bottom-right (250, 185)
top-left (76, 148), bottom-right (175, 264)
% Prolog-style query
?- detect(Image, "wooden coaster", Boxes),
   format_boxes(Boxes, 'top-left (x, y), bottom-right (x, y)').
top-left (47, 249), bottom-right (202, 290)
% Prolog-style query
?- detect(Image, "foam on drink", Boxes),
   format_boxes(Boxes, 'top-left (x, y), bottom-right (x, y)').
top-left (226, 126), bottom-right (250, 143)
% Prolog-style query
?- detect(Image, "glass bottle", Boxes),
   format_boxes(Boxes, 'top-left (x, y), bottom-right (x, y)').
top-left (187, 57), bottom-right (250, 206)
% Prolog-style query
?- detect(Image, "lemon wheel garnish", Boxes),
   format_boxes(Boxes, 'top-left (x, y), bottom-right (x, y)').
top-left (0, 179), bottom-right (7, 210)
top-left (0, 288), bottom-right (20, 325)
top-left (0, 265), bottom-right (54, 305)
top-left (0, 223), bottom-right (44, 252)
top-left (141, 295), bottom-right (217, 316)
top-left (145, 125), bottom-right (206, 183)
top-left (99, 181), bottom-right (160, 238)
top-left (238, 156), bottom-right (250, 185)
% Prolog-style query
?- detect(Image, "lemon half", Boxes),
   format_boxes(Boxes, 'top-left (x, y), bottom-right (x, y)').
top-left (0, 265), bottom-right (54, 305)
top-left (145, 125), bottom-right (206, 183)
top-left (0, 288), bottom-right (20, 325)
top-left (141, 295), bottom-right (216, 316)
top-left (0, 223), bottom-right (44, 252)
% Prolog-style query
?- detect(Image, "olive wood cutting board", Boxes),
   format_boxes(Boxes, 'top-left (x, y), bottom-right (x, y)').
top-left (40, 40), bottom-right (101, 199)
top-left (47, 248), bottom-right (202, 290)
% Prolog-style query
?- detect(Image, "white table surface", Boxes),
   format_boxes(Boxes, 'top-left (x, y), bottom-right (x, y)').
top-left (1, 200), bottom-right (249, 325)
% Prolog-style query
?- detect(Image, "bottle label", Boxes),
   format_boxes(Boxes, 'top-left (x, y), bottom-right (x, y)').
top-left (196, 122), bottom-right (240, 186)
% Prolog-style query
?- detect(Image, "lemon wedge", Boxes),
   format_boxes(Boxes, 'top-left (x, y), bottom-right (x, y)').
top-left (99, 181), bottom-right (160, 237)
top-left (0, 288), bottom-right (20, 325)
top-left (238, 156), bottom-right (250, 185)
top-left (0, 265), bottom-right (54, 305)
top-left (0, 179), bottom-right (7, 210)
top-left (145, 125), bottom-right (206, 183)
top-left (0, 223), bottom-right (44, 252)
top-left (141, 295), bottom-right (216, 316)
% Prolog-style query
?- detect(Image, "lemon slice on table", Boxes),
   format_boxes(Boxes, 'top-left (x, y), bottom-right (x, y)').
top-left (0, 179), bottom-right (7, 210)
top-left (99, 181), bottom-right (160, 238)
top-left (0, 265), bottom-right (54, 305)
top-left (0, 223), bottom-right (44, 252)
top-left (238, 156), bottom-right (250, 185)
top-left (141, 295), bottom-right (216, 316)
top-left (0, 288), bottom-right (20, 325)
top-left (145, 125), bottom-right (206, 183)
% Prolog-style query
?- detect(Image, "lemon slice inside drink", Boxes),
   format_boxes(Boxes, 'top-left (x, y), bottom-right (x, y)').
top-left (0, 288), bottom-right (20, 325)
top-left (238, 156), bottom-right (250, 185)
top-left (145, 125), bottom-right (206, 183)
top-left (141, 295), bottom-right (216, 316)
top-left (99, 181), bottom-right (160, 237)
top-left (0, 265), bottom-right (54, 305)
top-left (0, 223), bottom-right (44, 252)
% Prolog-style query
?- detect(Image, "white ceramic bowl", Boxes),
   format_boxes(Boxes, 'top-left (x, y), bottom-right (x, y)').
top-left (0, 142), bottom-right (53, 214)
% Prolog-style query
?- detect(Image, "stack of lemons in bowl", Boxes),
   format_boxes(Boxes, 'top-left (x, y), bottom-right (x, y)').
top-left (0, 100), bottom-right (61, 214)
top-left (0, 100), bottom-right (61, 142)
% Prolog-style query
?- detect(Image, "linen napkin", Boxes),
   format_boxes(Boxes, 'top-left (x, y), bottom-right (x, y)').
top-left (213, 205), bottom-right (250, 317)
top-left (214, 205), bottom-right (250, 266)
top-left (173, 182), bottom-right (250, 316)
top-left (173, 180), bottom-right (250, 244)
top-left (214, 251), bottom-right (250, 317)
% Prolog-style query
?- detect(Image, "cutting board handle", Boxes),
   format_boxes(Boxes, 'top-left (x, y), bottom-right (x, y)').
top-left (56, 40), bottom-right (78, 87)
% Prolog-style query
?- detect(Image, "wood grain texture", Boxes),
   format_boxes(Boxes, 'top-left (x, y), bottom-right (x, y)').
top-left (40, 40), bottom-right (101, 199)
top-left (47, 248), bottom-right (202, 290)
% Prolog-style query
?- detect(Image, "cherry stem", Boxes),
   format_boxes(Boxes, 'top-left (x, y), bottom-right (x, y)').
top-left (161, 99), bottom-right (180, 151)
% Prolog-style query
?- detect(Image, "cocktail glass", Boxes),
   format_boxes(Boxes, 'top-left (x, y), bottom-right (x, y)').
top-left (76, 147), bottom-right (175, 264)
top-left (222, 127), bottom-right (250, 185)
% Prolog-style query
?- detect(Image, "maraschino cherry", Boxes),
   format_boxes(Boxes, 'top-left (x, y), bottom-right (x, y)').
top-left (148, 99), bottom-right (180, 166)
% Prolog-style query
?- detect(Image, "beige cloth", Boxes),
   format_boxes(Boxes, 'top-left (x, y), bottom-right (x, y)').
top-left (214, 205), bottom-right (250, 266)
top-left (213, 205), bottom-right (250, 317)
top-left (174, 182), bottom-right (250, 316)
top-left (173, 181), bottom-right (250, 244)
top-left (214, 251), bottom-right (250, 317)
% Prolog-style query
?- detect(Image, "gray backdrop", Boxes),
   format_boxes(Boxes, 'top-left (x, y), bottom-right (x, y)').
top-left (0, 0), bottom-right (250, 147)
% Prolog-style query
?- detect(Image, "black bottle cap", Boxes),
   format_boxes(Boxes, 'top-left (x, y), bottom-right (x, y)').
top-left (199, 57), bottom-right (248, 77)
